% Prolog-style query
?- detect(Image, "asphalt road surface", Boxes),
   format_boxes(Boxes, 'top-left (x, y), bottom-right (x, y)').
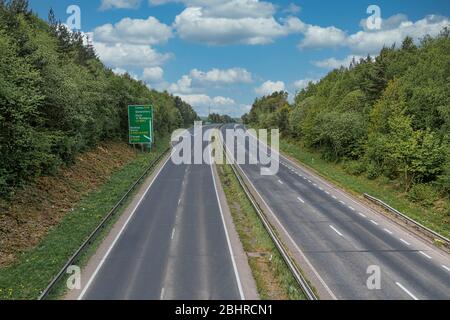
top-left (79, 125), bottom-right (243, 300)
top-left (221, 123), bottom-right (450, 300)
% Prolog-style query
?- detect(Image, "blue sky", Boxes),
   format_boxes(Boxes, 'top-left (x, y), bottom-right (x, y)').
top-left (29, 0), bottom-right (450, 117)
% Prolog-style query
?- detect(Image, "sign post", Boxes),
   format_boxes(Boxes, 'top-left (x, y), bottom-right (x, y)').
top-left (128, 105), bottom-right (153, 151)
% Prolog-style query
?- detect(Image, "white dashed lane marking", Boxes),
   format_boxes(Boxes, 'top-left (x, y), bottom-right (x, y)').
top-left (396, 282), bottom-right (418, 300)
top-left (419, 251), bottom-right (432, 259)
top-left (329, 225), bottom-right (343, 237)
top-left (400, 238), bottom-right (411, 246)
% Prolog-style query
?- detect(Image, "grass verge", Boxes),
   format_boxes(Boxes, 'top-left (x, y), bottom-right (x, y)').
top-left (280, 139), bottom-right (449, 239)
top-left (217, 163), bottom-right (305, 300)
top-left (0, 138), bottom-right (169, 300)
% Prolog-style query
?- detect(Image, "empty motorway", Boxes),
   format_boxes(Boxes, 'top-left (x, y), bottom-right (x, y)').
top-left (221, 123), bottom-right (450, 300)
top-left (74, 126), bottom-right (245, 300)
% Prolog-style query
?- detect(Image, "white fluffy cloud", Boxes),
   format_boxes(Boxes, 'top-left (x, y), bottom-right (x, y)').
top-left (293, 78), bottom-right (318, 90)
top-left (190, 68), bottom-right (252, 84)
top-left (94, 42), bottom-right (172, 68)
top-left (347, 15), bottom-right (449, 54)
top-left (142, 67), bottom-right (164, 82)
top-left (150, 0), bottom-right (275, 18)
top-left (284, 3), bottom-right (301, 15)
top-left (299, 14), bottom-right (449, 54)
top-left (100, 0), bottom-right (141, 10)
top-left (93, 16), bottom-right (172, 45)
top-left (174, 93), bottom-right (250, 117)
top-left (299, 25), bottom-right (347, 49)
top-left (112, 67), bottom-right (139, 80)
top-left (175, 94), bottom-right (235, 107)
top-left (255, 80), bottom-right (286, 96)
top-left (167, 75), bottom-right (193, 93)
top-left (173, 6), bottom-right (305, 45)
top-left (164, 67), bottom-right (252, 94)
top-left (313, 55), bottom-right (365, 69)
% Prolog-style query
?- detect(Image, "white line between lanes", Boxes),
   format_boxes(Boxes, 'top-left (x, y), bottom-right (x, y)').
top-left (358, 212), bottom-right (366, 218)
top-left (419, 251), bottom-right (432, 259)
top-left (442, 265), bottom-right (450, 272)
top-left (160, 287), bottom-right (165, 300)
top-left (329, 225), bottom-right (343, 237)
top-left (225, 130), bottom-right (337, 299)
top-left (383, 228), bottom-right (393, 235)
top-left (278, 179), bottom-right (284, 185)
top-left (370, 220), bottom-right (379, 225)
top-left (211, 134), bottom-right (245, 300)
top-left (396, 282), bottom-right (419, 300)
top-left (297, 197), bottom-right (305, 204)
top-left (400, 238), bottom-right (410, 246)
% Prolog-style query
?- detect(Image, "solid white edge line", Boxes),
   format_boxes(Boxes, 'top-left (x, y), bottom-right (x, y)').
top-left (224, 127), bottom-right (337, 299)
top-left (329, 225), bottom-right (343, 237)
top-left (419, 251), bottom-right (432, 259)
top-left (210, 132), bottom-right (245, 301)
top-left (77, 149), bottom-right (175, 300)
top-left (395, 282), bottom-right (419, 300)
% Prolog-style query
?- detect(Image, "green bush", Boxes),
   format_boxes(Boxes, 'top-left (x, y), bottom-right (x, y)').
top-left (366, 162), bottom-right (380, 180)
top-left (342, 160), bottom-right (366, 176)
top-left (407, 184), bottom-right (439, 207)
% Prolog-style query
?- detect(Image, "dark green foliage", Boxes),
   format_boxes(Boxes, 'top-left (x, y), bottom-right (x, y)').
top-left (407, 184), bottom-right (439, 207)
top-left (0, 4), bottom-right (197, 197)
top-left (208, 113), bottom-right (236, 124)
top-left (245, 30), bottom-right (450, 196)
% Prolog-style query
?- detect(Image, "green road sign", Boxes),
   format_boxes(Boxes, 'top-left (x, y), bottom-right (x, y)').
top-left (128, 105), bottom-right (153, 144)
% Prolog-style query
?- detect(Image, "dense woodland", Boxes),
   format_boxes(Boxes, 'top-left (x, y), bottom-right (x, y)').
top-left (0, 1), bottom-right (198, 198)
top-left (207, 113), bottom-right (236, 124)
top-left (243, 30), bottom-right (450, 204)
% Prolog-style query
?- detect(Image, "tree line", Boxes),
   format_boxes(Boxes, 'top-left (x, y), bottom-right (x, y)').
top-left (243, 30), bottom-right (450, 204)
top-left (207, 113), bottom-right (236, 124)
top-left (0, 0), bottom-right (199, 198)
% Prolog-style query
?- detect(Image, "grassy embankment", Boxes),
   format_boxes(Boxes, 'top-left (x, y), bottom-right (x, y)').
top-left (280, 139), bottom-right (449, 240)
top-left (0, 138), bottom-right (169, 299)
